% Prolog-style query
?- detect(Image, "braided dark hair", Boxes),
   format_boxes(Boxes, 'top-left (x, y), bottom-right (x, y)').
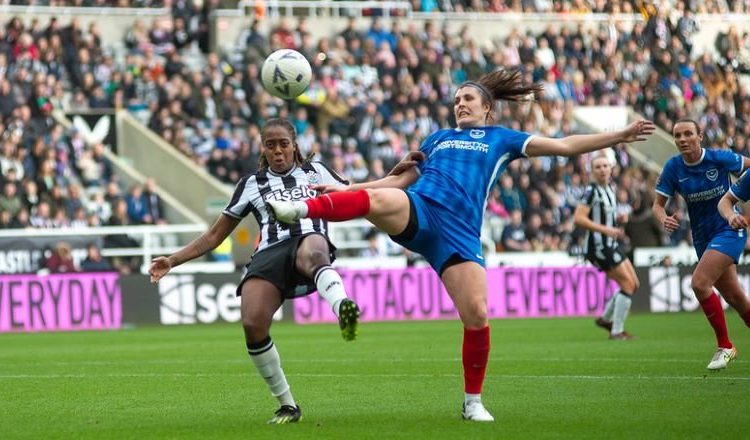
top-left (258, 118), bottom-right (307, 170)
top-left (460, 69), bottom-right (544, 125)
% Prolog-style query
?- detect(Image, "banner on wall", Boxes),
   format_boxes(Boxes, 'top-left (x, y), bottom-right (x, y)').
top-left (294, 266), bottom-right (624, 324)
top-left (0, 236), bottom-right (103, 274)
top-left (645, 265), bottom-right (750, 312)
top-left (0, 272), bottom-right (121, 332)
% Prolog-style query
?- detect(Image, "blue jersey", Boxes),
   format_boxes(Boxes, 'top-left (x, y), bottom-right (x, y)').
top-left (655, 148), bottom-right (744, 248)
top-left (411, 126), bottom-right (533, 236)
top-left (729, 169), bottom-right (750, 202)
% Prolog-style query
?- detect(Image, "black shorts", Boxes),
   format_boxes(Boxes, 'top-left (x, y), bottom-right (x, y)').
top-left (236, 233), bottom-right (336, 300)
top-left (585, 244), bottom-right (626, 272)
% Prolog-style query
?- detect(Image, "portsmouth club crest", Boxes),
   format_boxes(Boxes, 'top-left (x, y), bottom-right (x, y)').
top-left (706, 168), bottom-right (718, 181)
top-left (469, 129), bottom-right (485, 139)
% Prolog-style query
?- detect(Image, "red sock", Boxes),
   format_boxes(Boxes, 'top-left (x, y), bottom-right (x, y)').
top-left (699, 294), bottom-right (733, 349)
top-left (463, 326), bottom-right (490, 394)
top-left (741, 309), bottom-right (750, 328)
top-left (305, 190), bottom-right (371, 221)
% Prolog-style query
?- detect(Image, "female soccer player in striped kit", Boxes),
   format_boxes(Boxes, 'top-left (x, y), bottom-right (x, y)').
top-left (574, 152), bottom-right (639, 340)
top-left (149, 118), bottom-right (360, 424)
top-left (268, 70), bottom-right (655, 422)
top-left (654, 119), bottom-right (750, 370)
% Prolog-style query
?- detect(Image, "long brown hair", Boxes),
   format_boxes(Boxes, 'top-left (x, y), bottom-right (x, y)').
top-left (461, 69), bottom-right (544, 124)
top-left (258, 118), bottom-right (307, 170)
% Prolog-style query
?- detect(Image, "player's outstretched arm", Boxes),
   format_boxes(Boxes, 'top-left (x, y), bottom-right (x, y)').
top-left (652, 193), bottom-right (680, 233)
top-left (526, 120), bottom-right (655, 157)
top-left (149, 214), bottom-right (240, 283)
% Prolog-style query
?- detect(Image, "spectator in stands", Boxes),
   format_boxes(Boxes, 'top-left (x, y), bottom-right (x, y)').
top-left (501, 209), bottom-right (532, 252)
top-left (81, 243), bottom-right (112, 272)
top-left (0, 180), bottom-right (22, 218)
top-left (44, 241), bottom-right (78, 273)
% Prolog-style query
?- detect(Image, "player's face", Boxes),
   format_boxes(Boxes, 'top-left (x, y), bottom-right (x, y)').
top-left (672, 121), bottom-right (702, 157)
top-left (262, 125), bottom-right (296, 173)
top-left (591, 157), bottom-right (611, 184)
top-left (454, 87), bottom-right (490, 128)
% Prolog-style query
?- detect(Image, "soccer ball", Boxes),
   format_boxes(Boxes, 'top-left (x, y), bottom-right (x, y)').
top-left (261, 49), bottom-right (312, 100)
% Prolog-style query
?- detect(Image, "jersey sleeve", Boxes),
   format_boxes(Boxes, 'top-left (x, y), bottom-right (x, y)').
top-left (655, 159), bottom-right (676, 198)
top-left (730, 169), bottom-right (750, 202)
top-left (503, 129), bottom-right (534, 158)
top-left (223, 175), bottom-right (255, 219)
top-left (717, 149), bottom-right (745, 174)
top-left (311, 161), bottom-right (349, 186)
top-left (581, 184), bottom-right (595, 207)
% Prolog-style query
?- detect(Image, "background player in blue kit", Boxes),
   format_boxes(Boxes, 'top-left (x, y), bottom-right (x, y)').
top-left (268, 69), bottom-right (655, 422)
top-left (149, 118), bottom-right (360, 424)
top-left (653, 118), bottom-right (750, 370)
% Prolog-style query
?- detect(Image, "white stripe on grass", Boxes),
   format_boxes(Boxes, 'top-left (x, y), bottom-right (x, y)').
top-left (0, 372), bottom-right (748, 381)
top-left (0, 357), bottom-right (739, 366)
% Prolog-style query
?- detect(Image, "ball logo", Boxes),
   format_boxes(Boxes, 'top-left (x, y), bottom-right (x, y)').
top-left (706, 168), bottom-right (718, 181)
top-left (469, 129), bottom-right (485, 139)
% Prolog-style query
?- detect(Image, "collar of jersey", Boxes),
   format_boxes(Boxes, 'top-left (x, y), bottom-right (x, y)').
top-left (268, 164), bottom-right (298, 177)
top-left (682, 148), bottom-right (705, 167)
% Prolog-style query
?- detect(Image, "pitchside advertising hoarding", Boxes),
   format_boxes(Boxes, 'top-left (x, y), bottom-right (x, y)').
top-left (2, 265), bottom-right (749, 333)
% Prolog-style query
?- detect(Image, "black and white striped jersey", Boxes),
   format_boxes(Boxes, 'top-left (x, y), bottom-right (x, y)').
top-left (223, 161), bottom-right (348, 254)
top-left (582, 182), bottom-right (618, 252)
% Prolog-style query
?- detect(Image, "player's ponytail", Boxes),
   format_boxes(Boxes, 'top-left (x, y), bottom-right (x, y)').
top-left (461, 69), bottom-right (543, 124)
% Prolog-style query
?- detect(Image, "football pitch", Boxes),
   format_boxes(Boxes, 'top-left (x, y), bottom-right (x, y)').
top-left (2, 313), bottom-right (749, 439)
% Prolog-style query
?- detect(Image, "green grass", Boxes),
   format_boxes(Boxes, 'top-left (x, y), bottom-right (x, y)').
top-left (2, 313), bottom-right (749, 439)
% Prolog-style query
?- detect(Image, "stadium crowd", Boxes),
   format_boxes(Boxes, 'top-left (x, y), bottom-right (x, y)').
top-left (0, 1), bottom-right (749, 261)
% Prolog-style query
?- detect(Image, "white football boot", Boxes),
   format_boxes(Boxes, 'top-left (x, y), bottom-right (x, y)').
top-left (462, 400), bottom-right (495, 422)
top-left (707, 346), bottom-right (737, 370)
top-left (267, 200), bottom-right (307, 224)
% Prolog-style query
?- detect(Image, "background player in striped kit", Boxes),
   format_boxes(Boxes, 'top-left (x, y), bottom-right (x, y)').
top-left (148, 118), bottom-right (360, 424)
top-left (268, 70), bottom-right (655, 422)
top-left (574, 152), bottom-right (639, 340)
top-left (654, 118), bottom-right (750, 370)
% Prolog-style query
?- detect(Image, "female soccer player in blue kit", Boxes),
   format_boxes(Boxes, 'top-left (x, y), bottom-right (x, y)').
top-left (654, 118), bottom-right (750, 370)
top-left (269, 70), bottom-right (655, 421)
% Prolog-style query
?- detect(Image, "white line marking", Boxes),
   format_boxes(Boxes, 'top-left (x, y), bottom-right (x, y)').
top-left (0, 372), bottom-right (747, 381)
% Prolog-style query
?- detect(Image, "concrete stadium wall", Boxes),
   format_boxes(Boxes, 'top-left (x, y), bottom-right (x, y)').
top-left (115, 111), bottom-right (259, 263)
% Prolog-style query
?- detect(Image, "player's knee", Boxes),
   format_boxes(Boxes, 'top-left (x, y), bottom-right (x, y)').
top-left (627, 277), bottom-right (640, 293)
top-left (690, 276), bottom-right (711, 294)
top-left (242, 317), bottom-right (269, 342)
top-left (303, 249), bottom-right (329, 271)
top-left (462, 300), bottom-right (488, 326)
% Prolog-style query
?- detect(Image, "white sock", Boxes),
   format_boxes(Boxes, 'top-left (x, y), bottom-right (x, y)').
top-left (601, 293), bottom-right (617, 321)
top-left (465, 393), bottom-right (482, 405)
top-left (248, 338), bottom-right (295, 407)
top-left (611, 293), bottom-right (632, 334)
top-left (314, 265), bottom-right (348, 317)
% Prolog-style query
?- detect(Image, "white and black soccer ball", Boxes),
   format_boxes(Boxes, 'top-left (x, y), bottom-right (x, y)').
top-left (260, 49), bottom-right (312, 100)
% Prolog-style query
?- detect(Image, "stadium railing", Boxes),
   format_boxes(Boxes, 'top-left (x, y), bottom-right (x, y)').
top-left (235, 0), bottom-right (412, 18)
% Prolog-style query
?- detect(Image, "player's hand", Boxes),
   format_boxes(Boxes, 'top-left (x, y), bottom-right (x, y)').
top-left (310, 184), bottom-right (348, 194)
top-left (149, 256), bottom-right (172, 283)
top-left (606, 226), bottom-right (625, 239)
top-left (661, 215), bottom-right (680, 233)
top-left (388, 151), bottom-right (426, 176)
top-left (621, 120), bottom-right (656, 143)
top-left (728, 213), bottom-right (750, 230)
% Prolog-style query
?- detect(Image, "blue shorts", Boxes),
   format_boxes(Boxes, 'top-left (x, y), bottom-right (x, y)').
top-left (389, 191), bottom-right (483, 274)
top-left (695, 229), bottom-right (746, 263)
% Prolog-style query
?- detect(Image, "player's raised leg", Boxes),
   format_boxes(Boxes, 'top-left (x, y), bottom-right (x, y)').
top-left (692, 250), bottom-right (735, 370)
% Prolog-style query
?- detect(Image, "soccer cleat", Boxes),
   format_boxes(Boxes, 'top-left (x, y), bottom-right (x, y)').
top-left (267, 405), bottom-right (302, 424)
top-left (267, 200), bottom-right (305, 224)
top-left (338, 299), bottom-right (360, 341)
top-left (707, 346), bottom-right (737, 371)
top-left (609, 331), bottom-right (635, 340)
top-left (462, 401), bottom-right (495, 422)
top-left (595, 317), bottom-right (613, 332)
